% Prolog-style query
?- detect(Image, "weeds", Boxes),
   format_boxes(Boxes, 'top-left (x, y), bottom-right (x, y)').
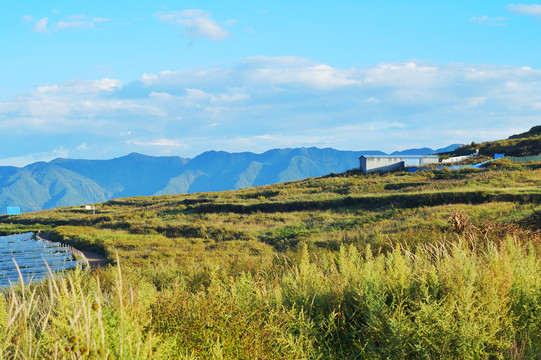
top-left (0, 164), bottom-right (539, 358)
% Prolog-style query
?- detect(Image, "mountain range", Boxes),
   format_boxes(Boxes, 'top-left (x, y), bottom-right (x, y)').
top-left (0, 145), bottom-right (460, 213)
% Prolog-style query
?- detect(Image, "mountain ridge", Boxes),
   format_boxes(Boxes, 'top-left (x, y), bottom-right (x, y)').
top-left (0, 145), bottom-right (460, 213)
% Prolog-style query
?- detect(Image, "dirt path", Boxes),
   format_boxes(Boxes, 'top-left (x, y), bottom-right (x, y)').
top-left (36, 231), bottom-right (107, 269)
top-left (80, 250), bottom-right (108, 268)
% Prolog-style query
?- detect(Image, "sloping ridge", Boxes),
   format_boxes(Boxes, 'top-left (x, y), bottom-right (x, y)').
top-left (0, 162), bottom-right (109, 212)
top-left (159, 147), bottom-right (374, 193)
top-left (51, 153), bottom-right (189, 198)
top-left (0, 145), bottom-right (460, 212)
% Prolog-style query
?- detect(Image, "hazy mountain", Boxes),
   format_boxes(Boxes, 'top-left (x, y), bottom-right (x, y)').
top-left (0, 146), bottom-right (452, 213)
top-left (0, 162), bottom-right (109, 213)
top-left (434, 144), bottom-right (463, 153)
top-left (50, 153), bottom-right (189, 198)
top-left (391, 144), bottom-right (462, 155)
top-left (158, 147), bottom-right (383, 195)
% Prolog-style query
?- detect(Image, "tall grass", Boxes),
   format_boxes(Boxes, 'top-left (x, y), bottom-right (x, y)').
top-left (1, 232), bottom-right (539, 359)
top-left (0, 259), bottom-right (158, 359)
top-left (279, 235), bottom-right (541, 359)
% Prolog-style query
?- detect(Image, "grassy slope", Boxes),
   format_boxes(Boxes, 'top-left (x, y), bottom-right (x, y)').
top-left (0, 157), bottom-right (540, 358)
top-left (446, 126), bottom-right (541, 157)
top-left (0, 163), bottom-right (537, 260)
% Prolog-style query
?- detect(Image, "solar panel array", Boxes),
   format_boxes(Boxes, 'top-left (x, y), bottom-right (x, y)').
top-left (0, 232), bottom-right (82, 287)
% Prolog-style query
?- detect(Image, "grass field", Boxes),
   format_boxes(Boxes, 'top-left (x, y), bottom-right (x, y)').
top-left (0, 159), bottom-right (540, 359)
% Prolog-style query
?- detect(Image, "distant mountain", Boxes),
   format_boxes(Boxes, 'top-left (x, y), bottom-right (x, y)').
top-left (50, 153), bottom-right (189, 198)
top-left (434, 144), bottom-right (463, 153)
top-left (391, 144), bottom-right (461, 156)
top-left (157, 148), bottom-right (385, 195)
top-left (0, 162), bottom-right (110, 213)
top-left (0, 146), bottom-right (453, 213)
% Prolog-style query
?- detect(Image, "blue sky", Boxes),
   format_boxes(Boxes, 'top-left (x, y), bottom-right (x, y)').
top-left (1, 1), bottom-right (541, 165)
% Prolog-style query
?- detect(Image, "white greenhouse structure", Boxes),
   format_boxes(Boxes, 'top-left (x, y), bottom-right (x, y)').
top-left (359, 155), bottom-right (439, 174)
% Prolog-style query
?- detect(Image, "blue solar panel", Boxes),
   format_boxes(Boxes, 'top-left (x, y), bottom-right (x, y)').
top-left (0, 232), bottom-right (80, 287)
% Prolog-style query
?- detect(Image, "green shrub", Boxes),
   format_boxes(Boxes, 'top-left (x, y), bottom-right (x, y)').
top-left (279, 238), bottom-right (541, 359)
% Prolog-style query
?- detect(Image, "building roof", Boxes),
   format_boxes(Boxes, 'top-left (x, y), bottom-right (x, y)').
top-left (359, 155), bottom-right (439, 159)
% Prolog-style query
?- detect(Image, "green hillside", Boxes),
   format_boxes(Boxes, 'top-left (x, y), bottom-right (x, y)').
top-left (509, 125), bottom-right (541, 139)
top-left (446, 125), bottom-right (541, 157)
top-left (0, 156), bottom-right (540, 359)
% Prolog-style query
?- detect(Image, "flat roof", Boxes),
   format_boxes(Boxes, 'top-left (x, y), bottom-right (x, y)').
top-left (359, 155), bottom-right (439, 159)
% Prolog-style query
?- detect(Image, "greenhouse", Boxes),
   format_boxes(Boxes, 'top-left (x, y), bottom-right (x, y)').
top-left (0, 232), bottom-right (81, 287)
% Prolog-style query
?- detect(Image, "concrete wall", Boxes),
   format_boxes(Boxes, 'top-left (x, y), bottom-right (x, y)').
top-left (360, 157), bottom-right (405, 173)
top-left (403, 157), bottom-right (438, 166)
top-left (360, 156), bottom-right (439, 173)
top-left (420, 157), bottom-right (439, 165)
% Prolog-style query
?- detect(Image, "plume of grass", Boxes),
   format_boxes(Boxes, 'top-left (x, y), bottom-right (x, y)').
top-left (0, 256), bottom-right (161, 359)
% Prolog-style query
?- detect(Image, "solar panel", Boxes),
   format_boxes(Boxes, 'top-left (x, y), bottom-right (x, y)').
top-left (0, 232), bottom-right (81, 288)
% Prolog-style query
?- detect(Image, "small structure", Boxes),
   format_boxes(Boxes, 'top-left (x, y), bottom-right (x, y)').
top-left (85, 205), bottom-right (96, 215)
top-left (441, 149), bottom-right (479, 164)
top-left (359, 155), bottom-right (439, 174)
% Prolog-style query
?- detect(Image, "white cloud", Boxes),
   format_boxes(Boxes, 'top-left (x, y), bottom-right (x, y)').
top-left (127, 138), bottom-right (186, 147)
top-left (140, 57), bottom-right (359, 90)
top-left (363, 62), bottom-right (441, 88)
top-left (0, 77), bottom-right (165, 131)
top-left (33, 17), bottom-right (49, 33)
top-left (140, 68), bottom-right (232, 87)
top-left (253, 63), bottom-right (360, 89)
top-left (148, 88), bottom-right (249, 110)
top-left (508, 4), bottom-right (541, 16)
top-left (77, 143), bottom-right (88, 150)
top-left (66, 14), bottom-right (87, 20)
top-left (55, 21), bottom-right (95, 30)
top-left (469, 15), bottom-right (506, 26)
top-left (25, 13), bottom-right (108, 32)
top-left (366, 122), bottom-right (407, 131)
top-left (242, 56), bottom-right (312, 66)
top-left (54, 15), bottom-right (109, 30)
top-left (156, 9), bottom-right (232, 41)
top-left (0, 147), bottom-right (68, 167)
top-left (36, 78), bottom-right (122, 94)
top-left (1, 58), bottom-right (541, 158)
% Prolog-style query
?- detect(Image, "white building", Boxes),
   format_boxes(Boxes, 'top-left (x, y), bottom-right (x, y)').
top-left (359, 155), bottom-right (439, 174)
top-left (440, 150), bottom-right (479, 164)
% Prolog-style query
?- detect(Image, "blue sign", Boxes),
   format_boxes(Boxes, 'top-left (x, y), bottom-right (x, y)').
top-left (7, 207), bottom-right (20, 215)
top-left (494, 154), bottom-right (505, 160)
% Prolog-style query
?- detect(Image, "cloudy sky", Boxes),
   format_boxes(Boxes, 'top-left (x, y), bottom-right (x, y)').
top-left (1, 1), bottom-right (540, 166)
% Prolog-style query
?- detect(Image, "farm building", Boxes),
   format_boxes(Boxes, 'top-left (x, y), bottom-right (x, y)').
top-left (359, 155), bottom-right (439, 174)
